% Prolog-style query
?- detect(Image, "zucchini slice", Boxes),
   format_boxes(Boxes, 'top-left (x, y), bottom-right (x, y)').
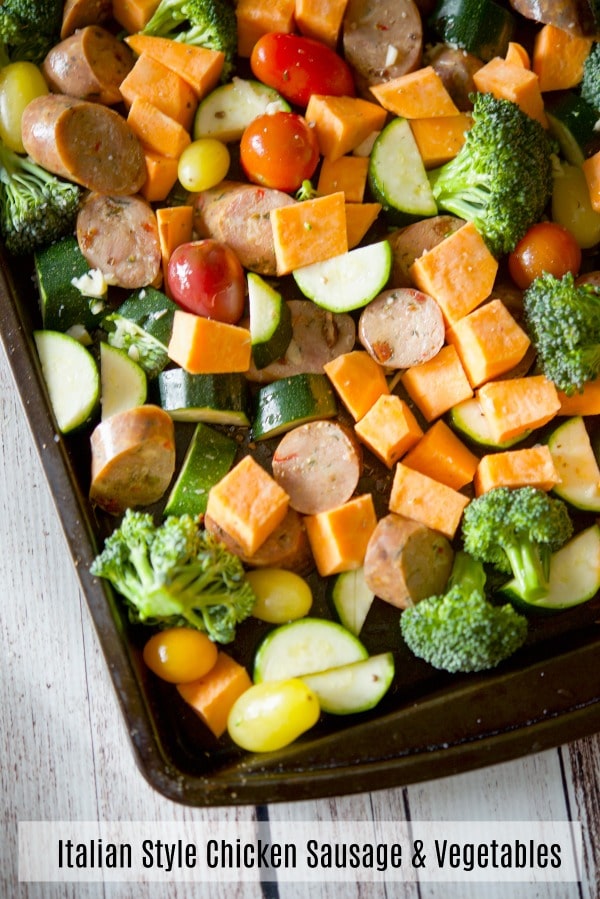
top-left (253, 617), bottom-right (368, 683)
top-left (301, 652), bottom-right (395, 715)
top-left (34, 330), bottom-right (100, 433)
top-left (368, 117), bottom-right (438, 224)
top-left (546, 93), bottom-right (598, 166)
top-left (252, 373), bottom-right (337, 440)
top-left (546, 416), bottom-right (600, 512)
top-left (164, 422), bottom-right (237, 517)
top-left (330, 567), bottom-right (375, 636)
top-left (193, 77), bottom-right (290, 143)
top-left (293, 240), bottom-right (392, 313)
top-left (99, 341), bottom-right (147, 420)
top-left (498, 525), bottom-right (600, 611)
top-left (248, 273), bottom-right (293, 369)
top-left (429, 0), bottom-right (515, 60)
top-left (157, 369), bottom-right (252, 425)
top-left (34, 236), bottom-right (105, 332)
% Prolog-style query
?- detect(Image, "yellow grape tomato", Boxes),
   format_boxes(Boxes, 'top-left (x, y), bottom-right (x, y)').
top-left (246, 568), bottom-right (313, 623)
top-left (142, 628), bottom-right (218, 683)
top-left (227, 679), bottom-right (320, 752)
top-left (177, 138), bottom-right (231, 192)
top-left (0, 62), bottom-right (48, 153)
top-left (552, 162), bottom-right (600, 250)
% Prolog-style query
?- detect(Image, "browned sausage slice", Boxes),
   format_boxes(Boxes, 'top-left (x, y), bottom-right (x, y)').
top-left (193, 181), bottom-right (296, 275)
top-left (60, 0), bottom-right (112, 38)
top-left (388, 215), bottom-right (465, 288)
top-left (76, 192), bottom-right (161, 289)
top-left (363, 513), bottom-right (454, 608)
top-left (272, 421), bottom-right (362, 515)
top-left (358, 288), bottom-right (445, 368)
top-left (43, 26), bottom-right (135, 105)
top-left (204, 508), bottom-right (314, 575)
top-left (89, 405), bottom-right (176, 515)
top-left (245, 300), bottom-right (357, 383)
top-left (426, 45), bottom-right (484, 111)
top-left (21, 94), bottom-right (146, 195)
top-left (509, 0), bottom-right (600, 37)
top-left (343, 0), bottom-right (423, 97)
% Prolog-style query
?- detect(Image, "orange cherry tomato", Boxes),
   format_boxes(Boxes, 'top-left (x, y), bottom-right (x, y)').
top-left (143, 628), bottom-right (218, 683)
top-left (239, 111), bottom-right (320, 193)
top-left (508, 222), bottom-right (582, 289)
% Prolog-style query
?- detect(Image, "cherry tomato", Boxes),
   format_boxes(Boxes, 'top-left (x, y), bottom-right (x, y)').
top-left (167, 239), bottom-right (245, 324)
top-left (250, 32), bottom-right (355, 107)
top-left (143, 628), bottom-right (218, 683)
top-left (508, 222), bottom-right (582, 289)
top-left (240, 111), bottom-right (319, 193)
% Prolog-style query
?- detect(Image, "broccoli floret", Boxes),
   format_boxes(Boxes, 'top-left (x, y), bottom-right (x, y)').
top-left (427, 92), bottom-right (554, 257)
top-left (400, 551), bottom-right (528, 673)
top-left (90, 510), bottom-right (256, 644)
top-left (141, 0), bottom-right (236, 80)
top-left (462, 487), bottom-right (573, 603)
top-left (581, 43), bottom-right (600, 114)
top-left (103, 314), bottom-right (169, 379)
top-left (0, 0), bottom-right (63, 63)
top-left (0, 139), bottom-right (81, 255)
top-left (523, 271), bottom-right (600, 395)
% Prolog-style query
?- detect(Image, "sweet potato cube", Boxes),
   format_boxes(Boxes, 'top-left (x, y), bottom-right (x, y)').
top-left (445, 298), bottom-right (531, 388)
top-left (304, 494), bottom-right (377, 576)
top-left (295, 0), bottom-right (348, 47)
top-left (474, 444), bottom-right (560, 495)
top-left (119, 53), bottom-right (198, 129)
top-left (206, 455), bottom-right (289, 556)
top-left (124, 34), bottom-right (224, 99)
top-left (409, 221), bottom-right (498, 325)
top-left (323, 350), bottom-right (389, 421)
top-left (235, 0), bottom-right (295, 56)
top-left (127, 97), bottom-right (191, 159)
top-left (402, 419), bottom-right (479, 490)
top-left (409, 114), bottom-right (472, 168)
top-left (176, 652), bottom-right (252, 738)
top-left (477, 375), bottom-right (560, 443)
top-left (355, 394), bottom-right (423, 468)
top-left (168, 310), bottom-right (252, 374)
top-left (317, 155), bottom-right (370, 202)
top-left (532, 24), bottom-right (593, 92)
top-left (389, 463), bottom-right (469, 540)
top-left (305, 94), bottom-right (388, 161)
top-left (557, 379), bottom-right (600, 416)
top-left (583, 150), bottom-right (600, 213)
top-left (370, 66), bottom-right (460, 118)
top-left (270, 192), bottom-right (348, 275)
top-left (345, 202), bottom-right (382, 248)
top-left (472, 57), bottom-right (547, 127)
top-left (400, 345), bottom-right (473, 422)
top-left (140, 149), bottom-right (180, 203)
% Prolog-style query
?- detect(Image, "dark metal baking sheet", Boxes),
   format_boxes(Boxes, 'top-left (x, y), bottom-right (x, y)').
top-left (2, 245), bottom-right (600, 808)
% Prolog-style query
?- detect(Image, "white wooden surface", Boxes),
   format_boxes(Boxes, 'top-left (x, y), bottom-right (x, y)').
top-left (1, 341), bottom-right (599, 899)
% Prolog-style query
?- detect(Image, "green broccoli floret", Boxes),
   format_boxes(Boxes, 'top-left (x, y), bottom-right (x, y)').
top-left (0, 0), bottom-right (63, 63)
top-left (427, 92), bottom-right (554, 257)
top-left (523, 271), bottom-right (600, 395)
top-left (0, 139), bottom-right (81, 255)
top-left (462, 487), bottom-right (573, 603)
top-left (400, 551), bottom-right (528, 673)
top-left (90, 510), bottom-right (256, 644)
top-left (103, 314), bottom-right (169, 379)
top-left (141, 0), bottom-right (236, 80)
top-left (581, 43), bottom-right (600, 114)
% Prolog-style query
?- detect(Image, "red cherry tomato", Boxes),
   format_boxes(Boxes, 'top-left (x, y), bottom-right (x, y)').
top-left (508, 222), bottom-right (582, 289)
top-left (250, 32), bottom-right (355, 107)
top-left (167, 239), bottom-right (245, 324)
top-left (240, 111), bottom-right (320, 193)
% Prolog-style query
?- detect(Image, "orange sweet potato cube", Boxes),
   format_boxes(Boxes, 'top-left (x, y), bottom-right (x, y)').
top-left (409, 221), bottom-right (498, 325)
top-left (402, 419), bottom-right (479, 490)
top-left (369, 66), bottom-right (460, 118)
top-left (472, 56), bottom-right (547, 127)
top-left (354, 394), bottom-right (423, 468)
top-left (235, 0), bottom-right (295, 56)
top-left (477, 375), bottom-right (561, 443)
top-left (345, 202), bottom-right (382, 248)
top-left (409, 114), bottom-right (472, 168)
top-left (176, 652), bottom-right (252, 738)
top-left (389, 463), bottom-right (469, 540)
top-left (206, 455), bottom-right (289, 556)
top-left (323, 350), bottom-right (389, 421)
top-left (446, 298), bottom-right (531, 388)
top-left (304, 494), bottom-right (377, 576)
top-left (317, 155), bottom-right (370, 202)
top-left (305, 94), bottom-right (388, 161)
top-left (168, 310), bottom-right (252, 374)
top-left (270, 192), bottom-right (348, 275)
top-left (583, 150), bottom-right (600, 213)
top-left (400, 345), bottom-right (473, 422)
top-left (474, 444), bottom-right (560, 495)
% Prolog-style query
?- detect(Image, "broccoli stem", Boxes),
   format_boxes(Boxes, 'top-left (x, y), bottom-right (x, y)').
top-left (448, 550), bottom-right (486, 594)
top-left (502, 539), bottom-right (549, 601)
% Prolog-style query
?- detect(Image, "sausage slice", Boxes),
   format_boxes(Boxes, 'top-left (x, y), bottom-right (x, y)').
top-left (272, 420), bottom-right (362, 515)
top-left (358, 288), bottom-right (445, 368)
top-left (204, 508), bottom-right (314, 575)
top-left (21, 94), bottom-right (146, 195)
top-left (60, 0), bottom-right (112, 38)
top-left (43, 26), bottom-right (135, 105)
top-left (364, 513), bottom-right (454, 608)
top-left (89, 405), bottom-right (176, 515)
top-left (76, 192), bottom-right (161, 289)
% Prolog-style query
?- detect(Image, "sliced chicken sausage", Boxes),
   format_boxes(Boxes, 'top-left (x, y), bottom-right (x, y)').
top-left (426, 44), bottom-right (485, 111)
top-left (358, 288), bottom-right (445, 368)
top-left (43, 26), bottom-right (135, 105)
top-left (193, 181), bottom-right (296, 275)
top-left (21, 94), bottom-right (146, 195)
top-left (204, 508), bottom-right (314, 575)
top-left (509, 0), bottom-right (600, 36)
top-left (60, 0), bottom-right (112, 38)
top-left (364, 513), bottom-right (454, 609)
top-left (76, 192), bottom-right (161, 289)
top-left (245, 300), bottom-right (357, 383)
top-left (272, 420), bottom-right (362, 515)
top-left (343, 0), bottom-right (423, 97)
top-left (89, 405), bottom-right (176, 515)
top-left (388, 215), bottom-right (465, 288)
